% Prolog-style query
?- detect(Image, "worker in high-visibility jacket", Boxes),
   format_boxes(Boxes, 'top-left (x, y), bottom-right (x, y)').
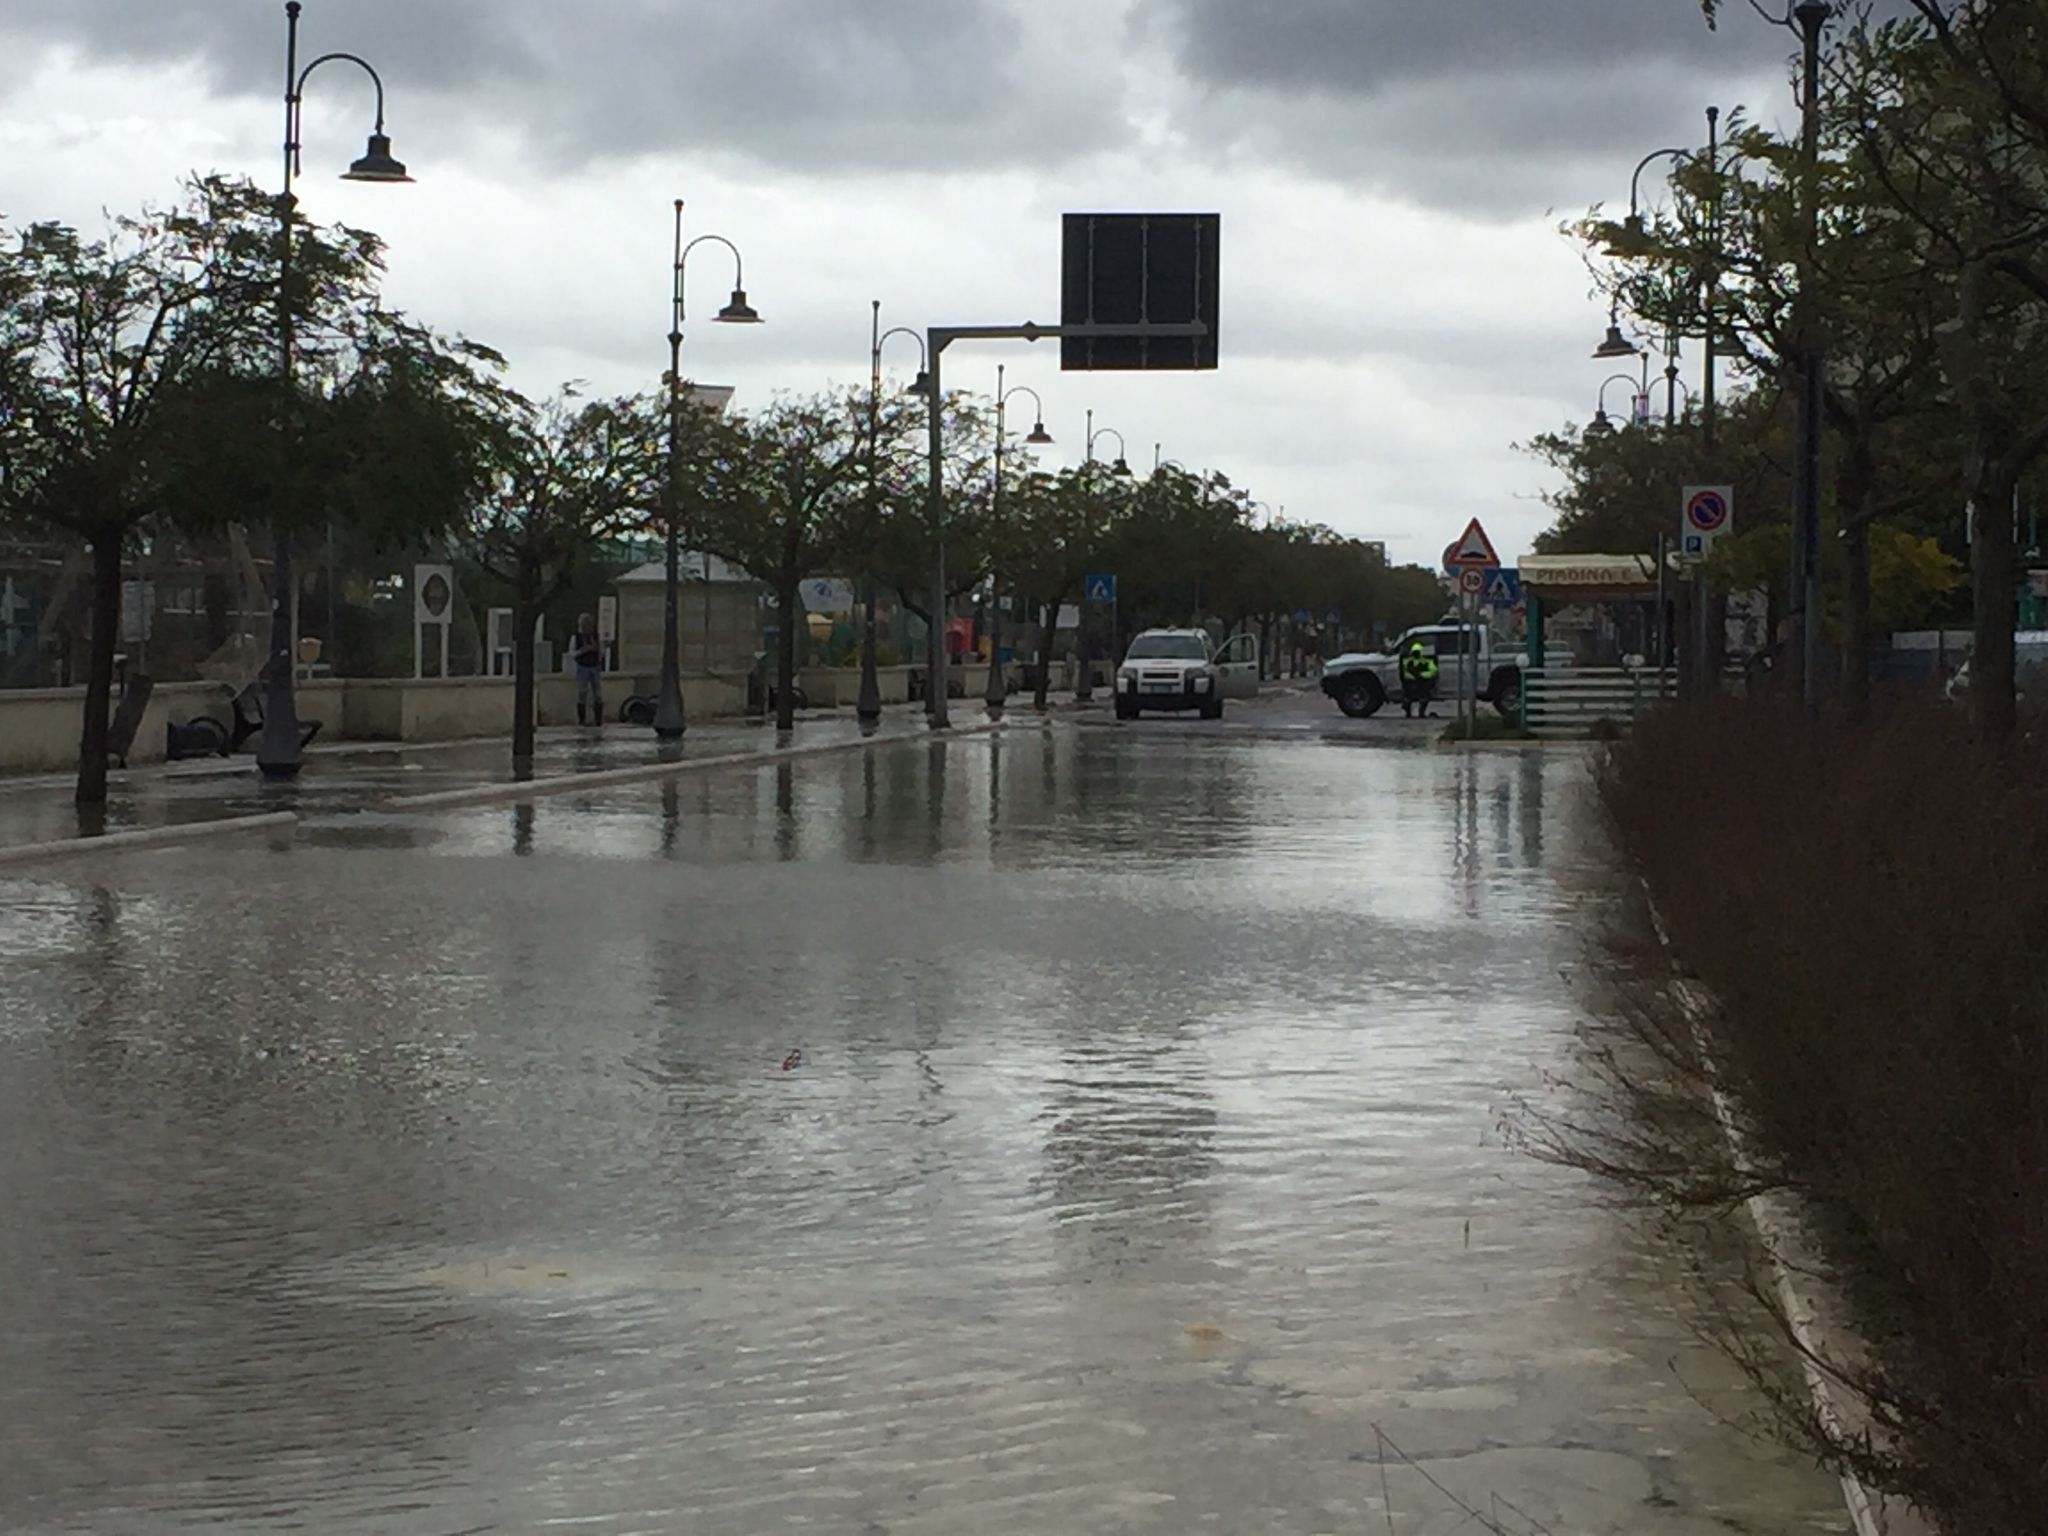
top-left (1399, 640), bottom-right (1439, 718)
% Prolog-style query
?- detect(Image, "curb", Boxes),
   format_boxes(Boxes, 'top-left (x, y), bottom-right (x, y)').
top-left (388, 721), bottom-right (1002, 812)
top-left (1645, 896), bottom-right (1911, 1536)
top-left (0, 811), bottom-right (300, 870)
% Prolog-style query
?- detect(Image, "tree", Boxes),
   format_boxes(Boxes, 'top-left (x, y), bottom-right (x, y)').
top-left (698, 391), bottom-right (871, 730)
top-left (1005, 464), bottom-right (1131, 707)
top-left (0, 176), bottom-right (487, 801)
top-left (863, 392), bottom-right (999, 653)
top-left (466, 389), bottom-right (667, 759)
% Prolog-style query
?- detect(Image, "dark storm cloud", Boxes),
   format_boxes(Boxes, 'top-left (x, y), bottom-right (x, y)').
top-left (1138, 0), bottom-right (1804, 213)
top-left (0, 0), bottom-right (1130, 172)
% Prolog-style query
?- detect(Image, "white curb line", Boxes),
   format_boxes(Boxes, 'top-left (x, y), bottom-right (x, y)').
top-left (1646, 895), bottom-right (1911, 1536)
top-left (0, 811), bottom-right (300, 870)
top-left (388, 722), bottom-right (1001, 812)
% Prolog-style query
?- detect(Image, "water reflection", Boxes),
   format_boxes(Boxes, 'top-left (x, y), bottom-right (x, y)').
top-left (0, 736), bottom-right (1844, 1536)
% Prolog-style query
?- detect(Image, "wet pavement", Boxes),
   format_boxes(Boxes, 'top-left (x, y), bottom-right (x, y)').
top-left (0, 724), bottom-right (1849, 1534)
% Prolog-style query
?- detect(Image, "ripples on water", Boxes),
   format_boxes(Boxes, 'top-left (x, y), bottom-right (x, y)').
top-left (0, 734), bottom-right (1846, 1533)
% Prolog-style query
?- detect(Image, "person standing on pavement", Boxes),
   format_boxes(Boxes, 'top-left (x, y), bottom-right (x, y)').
top-left (1399, 639), bottom-right (1438, 718)
top-left (572, 613), bottom-right (605, 727)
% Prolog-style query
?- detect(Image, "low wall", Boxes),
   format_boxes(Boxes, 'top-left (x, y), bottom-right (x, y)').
top-left (0, 671), bottom-right (758, 775)
top-left (0, 679), bottom-right (340, 774)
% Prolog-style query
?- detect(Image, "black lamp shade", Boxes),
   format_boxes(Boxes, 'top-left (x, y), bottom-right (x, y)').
top-left (1593, 322), bottom-right (1639, 360)
top-left (1025, 422), bottom-right (1054, 446)
top-left (717, 289), bottom-right (762, 323)
top-left (342, 132), bottom-right (412, 183)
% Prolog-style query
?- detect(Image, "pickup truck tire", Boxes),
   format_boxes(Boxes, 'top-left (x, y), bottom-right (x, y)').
top-left (1200, 698), bottom-right (1224, 720)
top-left (1487, 666), bottom-right (1522, 720)
top-left (1115, 698), bottom-right (1138, 721)
top-left (1334, 673), bottom-right (1385, 718)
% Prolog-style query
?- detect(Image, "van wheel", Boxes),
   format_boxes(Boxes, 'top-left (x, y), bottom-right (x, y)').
top-left (1335, 675), bottom-right (1384, 718)
top-left (1200, 698), bottom-right (1224, 720)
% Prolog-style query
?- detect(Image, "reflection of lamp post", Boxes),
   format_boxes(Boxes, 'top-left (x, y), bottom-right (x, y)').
top-left (861, 303), bottom-right (928, 723)
top-left (653, 206), bottom-right (760, 740)
top-left (258, 0), bottom-right (412, 780)
top-left (986, 364), bottom-right (1052, 711)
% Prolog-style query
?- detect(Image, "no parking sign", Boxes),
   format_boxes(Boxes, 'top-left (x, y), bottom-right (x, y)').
top-left (1681, 484), bottom-right (1733, 558)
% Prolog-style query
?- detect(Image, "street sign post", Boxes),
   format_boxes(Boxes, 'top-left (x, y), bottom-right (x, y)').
top-left (1681, 484), bottom-right (1734, 558)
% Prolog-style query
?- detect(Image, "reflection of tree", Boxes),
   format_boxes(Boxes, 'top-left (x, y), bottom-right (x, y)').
top-left (0, 880), bottom-right (524, 1521)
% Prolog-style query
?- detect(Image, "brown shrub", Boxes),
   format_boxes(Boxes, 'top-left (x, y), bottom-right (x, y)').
top-left (1597, 696), bottom-right (2048, 1535)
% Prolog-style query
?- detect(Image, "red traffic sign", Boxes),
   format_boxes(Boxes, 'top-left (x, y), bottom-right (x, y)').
top-left (1457, 568), bottom-right (1486, 597)
top-left (1684, 486), bottom-right (1732, 532)
top-left (1443, 517), bottom-right (1500, 570)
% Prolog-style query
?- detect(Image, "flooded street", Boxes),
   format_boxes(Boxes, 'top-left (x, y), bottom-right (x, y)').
top-left (0, 728), bottom-right (1846, 1534)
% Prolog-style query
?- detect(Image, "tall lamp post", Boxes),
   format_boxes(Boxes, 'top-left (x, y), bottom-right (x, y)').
top-left (654, 205), bottom-right (760, 741)
top-left (1598, 107), bottom-right (1727, 693)
top-left (861, 303), bottom-right (928, 723)
top-left (1076, 413), bottom-right (1133, 701)
top-left (259, 0), bottom-right (413, 779)
top-left (985, 364), bottom-right (1053, 712)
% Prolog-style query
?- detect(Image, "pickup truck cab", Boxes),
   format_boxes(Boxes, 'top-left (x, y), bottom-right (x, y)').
top-left (1114, 629), bottom-right (1259, 720)
top-left (1320, 622), bottom-right (1522, 720)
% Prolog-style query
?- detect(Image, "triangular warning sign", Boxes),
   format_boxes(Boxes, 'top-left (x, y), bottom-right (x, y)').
top-left (1445, 517), bottom-right (1500, 569)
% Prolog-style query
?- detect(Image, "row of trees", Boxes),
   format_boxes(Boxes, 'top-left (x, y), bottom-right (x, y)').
top-left (1535, 0), bottom-right (2048, 735)
top-left (2, 175), bottom-right (1441, 792)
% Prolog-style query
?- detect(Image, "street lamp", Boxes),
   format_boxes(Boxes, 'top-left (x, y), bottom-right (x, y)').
top-left (1592, 302), bottom-right (1640, 361)
top-left (985, 363), bottom-right (1052, 712)
top-left (1084, 411), bottom-right (1133, 476)
top-left (1075, 409), bottom-right (1132, 702)
top-left (258, 0), bottom-right (412, 779)
top-left (860, 302), bottom-right (929, 723)
top-left (1585, 372), bottom-right (1646, 440)
top-left (653, 204), bottom-right (761, 741)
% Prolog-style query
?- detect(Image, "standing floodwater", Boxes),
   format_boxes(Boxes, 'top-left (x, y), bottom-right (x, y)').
top-left (0, 730), bottom-right (1846, 1533)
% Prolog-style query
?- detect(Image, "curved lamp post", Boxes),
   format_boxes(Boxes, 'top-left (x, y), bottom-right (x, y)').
top-left (1584, 372), bottom-right (1645, 440)
top-left (860, 304), bottom-right (928, 723)
top-left (985, 364), bottom-right (1052, 711)
top-left (1075, 410), bottom-right (1132, 702)
top-left (258, 0), bottom-right (413, 779)
top-left (653, 208), bottom-right (761, 741)
top-left (1083, 411), bottom-right (1133, 476)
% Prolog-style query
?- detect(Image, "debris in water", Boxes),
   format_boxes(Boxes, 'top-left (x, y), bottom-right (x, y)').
top-left (781, 1049), bottom-right (803, 1071)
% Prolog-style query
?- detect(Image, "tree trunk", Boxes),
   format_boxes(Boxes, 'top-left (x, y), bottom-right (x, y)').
top-left (1970, 467), bottom-right (2019, 742)
top-left (776, 573), bottom-right (799, 731)
top-left (511, 575), bottom-right (538, 762)
top-left (1033, 598), bottom-right (1058, 709)
top-left (74, 521), bottom-right (123, 807)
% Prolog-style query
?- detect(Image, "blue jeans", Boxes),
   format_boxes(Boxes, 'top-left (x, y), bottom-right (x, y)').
top-left (575, 666), bottom-right (604, 719)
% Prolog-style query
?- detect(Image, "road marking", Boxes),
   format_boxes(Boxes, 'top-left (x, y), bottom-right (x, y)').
top-left (0, 811), bottom-right (299, 869)
top-left (388, 722), bottom-right (1003, 812)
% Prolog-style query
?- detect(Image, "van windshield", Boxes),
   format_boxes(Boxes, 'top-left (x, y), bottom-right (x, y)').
top-left (1126, 635), bottom-right (1209, 660)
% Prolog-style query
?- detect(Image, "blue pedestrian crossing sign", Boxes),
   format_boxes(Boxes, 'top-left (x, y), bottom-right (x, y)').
top-left (1482, 567), bottom-right (1522, 608)
top-left (1085, 573), bottom-right (1117, 604)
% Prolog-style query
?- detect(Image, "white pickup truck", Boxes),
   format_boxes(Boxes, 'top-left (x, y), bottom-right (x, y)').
top-left (1319, 622), bottom-right (1523, 719)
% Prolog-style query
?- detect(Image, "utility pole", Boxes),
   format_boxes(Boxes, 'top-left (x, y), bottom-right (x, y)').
top-left (1790, 3), bottom-right (1830, 710)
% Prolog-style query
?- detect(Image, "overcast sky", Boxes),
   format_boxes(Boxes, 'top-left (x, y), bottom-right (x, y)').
top-left (0, 0), bottom-right (1815, 567)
